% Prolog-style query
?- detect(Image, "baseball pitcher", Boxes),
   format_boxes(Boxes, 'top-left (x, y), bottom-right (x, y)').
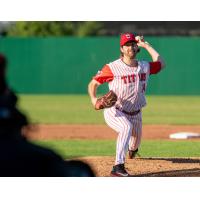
top-left (88, 33), bottom-right (165, 177)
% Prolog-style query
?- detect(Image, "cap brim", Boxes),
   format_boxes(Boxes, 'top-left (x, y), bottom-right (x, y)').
top-left (121, 39), bottom-right (137, 46)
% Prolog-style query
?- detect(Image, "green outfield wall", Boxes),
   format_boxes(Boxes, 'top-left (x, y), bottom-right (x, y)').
top-left (0, 37), bottom-right (199, 94)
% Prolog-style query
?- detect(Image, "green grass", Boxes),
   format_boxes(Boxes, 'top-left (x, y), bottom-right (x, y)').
top-left (18, 95), bottom-right (200, 159)
top-left (145, 96), bottom-right (200, 124)
top-left (18, 95), bottom-right (104, 124)
top-left (33, 139), bottom-right (200, 159)
top-left (18, 95), bottom-right (200, 125)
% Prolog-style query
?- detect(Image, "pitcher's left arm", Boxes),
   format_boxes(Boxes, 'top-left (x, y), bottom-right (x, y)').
top-left (136, 36), bottom-right (166, 74)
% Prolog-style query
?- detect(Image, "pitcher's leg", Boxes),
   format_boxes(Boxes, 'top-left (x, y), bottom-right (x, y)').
top-left (128, 111), bottom-right (142, 151)
top-left (115, 123), bottom-right (133, 164)
top-left (104, 107), bottom-right (133, 165)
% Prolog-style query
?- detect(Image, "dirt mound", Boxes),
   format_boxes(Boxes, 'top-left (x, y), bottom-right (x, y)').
top-left (77, 156), bottom-right (200, 177)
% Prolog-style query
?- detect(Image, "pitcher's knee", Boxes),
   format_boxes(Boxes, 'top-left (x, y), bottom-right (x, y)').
top-left (121, 124), bottom-right (133, 136)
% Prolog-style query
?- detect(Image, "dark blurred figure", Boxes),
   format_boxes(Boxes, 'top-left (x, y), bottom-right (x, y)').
top-left (0, 53), bottom-right (95, 177)
top-left (0, 54), bottom-right (7, 94)
top-left (64, 160), bottom-right (95, 177)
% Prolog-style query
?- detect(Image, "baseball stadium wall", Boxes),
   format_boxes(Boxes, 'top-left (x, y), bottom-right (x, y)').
top-left (0, 37), bottom-right (199, 95)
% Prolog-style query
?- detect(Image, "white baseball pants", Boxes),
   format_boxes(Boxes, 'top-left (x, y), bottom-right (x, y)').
top-left (104, 106), bottom-right (142, 165)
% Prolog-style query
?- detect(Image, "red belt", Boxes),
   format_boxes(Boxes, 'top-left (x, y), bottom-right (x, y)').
top-left (116, 107), bottom-right (141, 116)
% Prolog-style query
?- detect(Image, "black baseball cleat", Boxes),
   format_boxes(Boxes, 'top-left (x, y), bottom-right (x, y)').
top-left (128, 148), bottom-right (139, 159)
top-left (110, 164), bottom-right (130, 177)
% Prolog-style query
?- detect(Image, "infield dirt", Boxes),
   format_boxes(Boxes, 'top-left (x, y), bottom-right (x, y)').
top-left (26, 124), bottom-right (200, 140)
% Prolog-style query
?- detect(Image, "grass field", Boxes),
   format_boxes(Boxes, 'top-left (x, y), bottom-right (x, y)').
top-left (18, 95), bottom-right (200, 124)
top-left (34, 139), bottom-right (200, 158)
top-left (18, 95), bottom-right (200, 158)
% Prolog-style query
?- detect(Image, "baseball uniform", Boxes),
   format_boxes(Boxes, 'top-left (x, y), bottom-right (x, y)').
top-left (93, 58), bottom-right (161, 165)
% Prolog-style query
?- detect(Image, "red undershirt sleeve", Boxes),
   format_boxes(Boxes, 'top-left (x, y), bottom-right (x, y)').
top-left (149, 61), bottom-right (162, 74)
top-left (93, 64), bottom-right (114, 84)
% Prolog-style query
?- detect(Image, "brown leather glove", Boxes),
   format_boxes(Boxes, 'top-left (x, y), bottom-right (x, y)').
top-left (95, 90), bottom-right (117, 110)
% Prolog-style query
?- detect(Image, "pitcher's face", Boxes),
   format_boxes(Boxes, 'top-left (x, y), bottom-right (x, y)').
top-left (121, 42), bottom-right (139, 59)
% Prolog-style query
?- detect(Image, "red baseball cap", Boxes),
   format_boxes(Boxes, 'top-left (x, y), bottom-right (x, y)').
top-left (120, 33), bottom-right (137, 46)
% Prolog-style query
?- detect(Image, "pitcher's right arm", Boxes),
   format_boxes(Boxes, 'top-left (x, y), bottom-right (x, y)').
top-left (88, 64), bottom-right (114, 107)
top-left (88, 79), bottom-right (100, 107)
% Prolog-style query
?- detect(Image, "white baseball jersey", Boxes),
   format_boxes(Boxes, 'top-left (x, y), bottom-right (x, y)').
top-left (93, 58), bottom-right (161, 165)
top-left (108, 59), bottom-right (149, 111)
top-left (94, 58), bottom-right (161, 111)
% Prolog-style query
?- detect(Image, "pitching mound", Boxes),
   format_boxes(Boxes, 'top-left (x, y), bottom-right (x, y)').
top-left (77, 156), bottom-right (200, 177)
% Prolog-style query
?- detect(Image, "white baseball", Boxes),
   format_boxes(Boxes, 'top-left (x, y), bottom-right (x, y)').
top-left (135, 36), bottom-right (141, 41)
top-left (136, 36), bottom-right (144, 42)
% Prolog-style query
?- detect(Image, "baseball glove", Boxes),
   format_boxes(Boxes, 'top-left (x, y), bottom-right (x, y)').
top-left (95, 90), bottom-right (117, 110)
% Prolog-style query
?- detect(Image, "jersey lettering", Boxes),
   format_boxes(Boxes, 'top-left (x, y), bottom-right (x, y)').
top-left (121, 73), bottom-right (146, 84)
top-left (128, 75), bottom-right (132, 83)
top-left (131, 74), bottom-right (135, 82)
top-left (121, 76), bottom-right (127, 84)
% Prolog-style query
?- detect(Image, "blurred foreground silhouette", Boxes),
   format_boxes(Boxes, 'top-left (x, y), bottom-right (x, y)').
top-left (0, 53), bottom-right (95, 177)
